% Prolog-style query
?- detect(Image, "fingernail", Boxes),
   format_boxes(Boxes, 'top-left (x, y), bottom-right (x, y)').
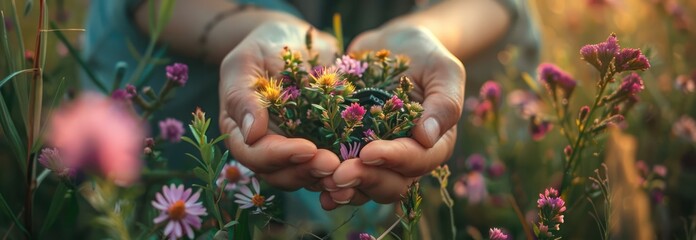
top-left (424, 117), bottom-right (440, 145)
top-left (311, 170), bottom-right (333, 177)
top-left (241, 113), bottom-right (254, 142)
top-left (333, 198), bottom-right (350, 205)
top-left (289, 153), bottom-right (314, 163)
top-left (336, 179), bottom-right (361, 188)
top-left (363, 159), bottom-right (384, 166)
top-left (325, 186), bottom-right (339, 192)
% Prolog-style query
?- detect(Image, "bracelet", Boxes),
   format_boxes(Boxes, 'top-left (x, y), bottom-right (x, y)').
top-left (197, 4), bottom-right (255, 59)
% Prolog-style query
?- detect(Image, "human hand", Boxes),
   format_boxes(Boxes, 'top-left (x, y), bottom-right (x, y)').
top-left (219, 21), bottom-right (342, 191)
top-left (320, 26), bottom-right (466, 209)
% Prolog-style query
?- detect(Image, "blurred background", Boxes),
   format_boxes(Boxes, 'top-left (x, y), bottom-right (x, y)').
top-left (1, 0), bottom-right (695, 239)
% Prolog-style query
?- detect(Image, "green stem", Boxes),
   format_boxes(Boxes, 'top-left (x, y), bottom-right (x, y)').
top-left (128, 40), bottom-right (157, 85)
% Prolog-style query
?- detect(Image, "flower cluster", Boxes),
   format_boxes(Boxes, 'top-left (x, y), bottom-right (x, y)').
top-left (255, 47), bottom-right (422, 159)
top-left (489, 228), bottom-right (509, 240)
top-left (535, 188), bottom-right (566, 240)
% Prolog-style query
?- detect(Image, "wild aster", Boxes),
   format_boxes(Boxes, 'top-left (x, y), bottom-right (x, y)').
top-left (530, 115), bottom-right (553, 141)
top-left (48, 93), bottom-right (145, 186)
top-left (166, 63), bottom-right (189, 86)
top-left (580, 34), bottom-right (619, 72)
top-left (335, 55), bottom-right (368, 77)
top-left (38, 148), bottom-right (75, 178)
top-left (159, 118), bottom-right (185, 143)
top-left (152, 184), bottom-right (207, 240)
top-left (672, 115), bottom-right (696, 142)
top-left (255, 77), bottom-right (285, 107)
top-left (536, 188), bottom-right (566, 240)
top-left (216, 161), bottom-right (253, 191)
top-left (384, 95), bottom-right (404, 111)
top-left (480, 80), bottom-right (502, 103)
top-left (340, 142), bottom-right (361, 160)
top-left (466, 154), bottom-right (486, 172)
top-left (614, 48), bottom-right (650, 72)
top-left (538, 63), bottom-right (576, 98)
top-left (489, 228), bottom-right (509, 240)
top-left (341, 103), bottom-right (366, 125)
top-left (234, 177), bottom-right (276, 214)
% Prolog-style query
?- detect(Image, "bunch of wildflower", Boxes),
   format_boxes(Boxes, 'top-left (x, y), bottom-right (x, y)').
top-left (254, 46), bottom-right (422, 159)
top-left (535, 188), bottom-right (566, 239)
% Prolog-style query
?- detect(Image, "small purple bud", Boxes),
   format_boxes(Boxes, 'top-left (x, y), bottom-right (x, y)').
top-left (166, 63), bottom-right (189, 86)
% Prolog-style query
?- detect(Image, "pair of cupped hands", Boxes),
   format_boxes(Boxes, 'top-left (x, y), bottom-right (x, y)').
top-left (219, 21), bottom-right (465, 210)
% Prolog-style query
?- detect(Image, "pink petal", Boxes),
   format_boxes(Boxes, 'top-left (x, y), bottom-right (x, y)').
top-left (234, 193), bottom-right (251, 202)
top-left (153, 214), bottom-right (168, 224)
top-left (239, 185), bottom-right (253, 198)
top-left (186, 190), bottom-right (201, 205)
top-left (164, 220), bottom-right (175, 237)
top-left (184, 215), bottom-right (202, 229)
top-left (266, 195), bottom-right (275, 202)
top-left (252, 178), bottom-right (260, 193)
top-left (183, 220), bottom-right (194, 239)
top-left (152, 200), bottom-right (167, 211)
top-left (174, 221), bottom-right (182, 238)
top-left (181, 188), bottom-right (192, 201)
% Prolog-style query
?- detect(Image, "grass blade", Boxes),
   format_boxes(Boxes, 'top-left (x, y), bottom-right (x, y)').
top-left (0, 91), bottom-right (27, 171)
top-left (0, 68), bottom-right (38, 88)
top-left (39, 181), bottom-right (69, 236)
top-left (33, 77), bottom-right (66, 152)
top-left (0, 190), bottom-right (28, 236)
top-left (49, 21), bottom-right (109, 93)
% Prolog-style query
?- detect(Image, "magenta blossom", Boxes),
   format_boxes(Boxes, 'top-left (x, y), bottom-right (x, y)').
top-left (618, 73), bottom-right (645, 97)
top-left (340, 142), bottom-right (361, 161)
top-left (530, 115), bottom-right (553, 141)
top-left (487, 161), bottom-right (506, 179)
top-left (673, 115), bottom-right (696, 142)
top-left (538, 63), bottom-right (576, 98)
top-left (48, 93), bottom-right (145, 186)
top-left (489, 228), bottom-right (509, 240)
top-left (466, 154), bottom-right (486, 172)
top-left (335, 55), bottom-right (368, 77)
top-left (341, 103), bottom-right (366, 125)
top-left (282, 86), bottom-right (301, 101)
top-left (614, 48), bottom-right (650, 72)
top-left (159, 118), bottom-right (185, 143)
top-left (536, 188), bottom-right (566, 239)
top-left (166, 63), bottom-right (189, 86)
top-left (480, 80), bottom-right (502, 103)
top-left (152, 184), bottom-right (207, 240)
top-left (111, 89), bottom-right (133, 101)
top-left (362, 129), bottom-right (379, 142)
top-left (580, 34), bottom-right (619, 71)
top-left (384, 95), bottom-right (404, 111)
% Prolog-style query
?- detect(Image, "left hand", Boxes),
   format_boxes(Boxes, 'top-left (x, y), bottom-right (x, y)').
top-left (319, 25), bottom-right (466, 210)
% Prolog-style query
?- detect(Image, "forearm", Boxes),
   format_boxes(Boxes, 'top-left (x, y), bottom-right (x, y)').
top-left (384, 0), bottom-right (511, 60)
top-left (134, 0), bottom-right (307, 63)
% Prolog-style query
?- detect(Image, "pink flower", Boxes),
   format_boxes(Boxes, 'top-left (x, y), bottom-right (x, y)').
top-left (614, 48), bottom-right (650, 72)
top-left (673, 115), bottom-right (696, 142)
top-left (487, 161), bottom-right (506, 179)
top-left (359, 233), bottom-right (376, 240)
top-left (362, 129), bottom-right (379, 142)
top-left (282, 86), bottom-right (301, 101)
top-left (159, 118), bottom-right (185, 143)
top-left (538, 63), bottom-right (576, 98)
top-left (489, 228), bottom-right (509, 240)
top-left (618, 73), bottom-right (645, 97)
top-left (384, 95), bottom-right (404, 111)
top-left (536, 188), bottom-right (566, 239)
top-left (530, 115), bottom-right (553, 141)
top-left (466, 154), bottom-right (486, 172)
top-left (38, 148), bottom-right (75, 178)
top-left (652, 165), bottom-right (667, 177)
top-left (456, 172), bottom-right (488, 204)
top-left (48, 93), bottom-right (145, 186)
top-left (340, 142), bottom-right (361, 161)
top-left (506, 90), bottom-right (541, 119)
top-left (216, 161), bottom-right (254, 192)
top-left (234, 177), bottom-right (276, 214)
top-left (341, 103), bottom-right (366, 125)
top-left (335, 55), bottom-right (368, 77)
top-left (111, 89), bottom-right (133, 101)
top-left (480, 80), bottom-right (502, 103)
top-left (152, 184), bottom-right (207, 240)
top-left (580, 34), bottom-right (619, 72)
top-left (166, 63), bottom-right (189, 86)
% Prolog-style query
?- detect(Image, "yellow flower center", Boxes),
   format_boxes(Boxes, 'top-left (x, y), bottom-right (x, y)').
top-left (225, 166), bottom-right (242, 183)
top-left (251, 194), bottom-right (266, 207)
top-left (167, 200), bottom-right (187, 220)
top-left (315, 73), bottom-right (338, 88)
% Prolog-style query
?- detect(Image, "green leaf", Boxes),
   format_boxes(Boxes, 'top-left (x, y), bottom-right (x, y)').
top-left (204, 190), bottom-right (223, 231)
top-left (0, 190), bottom-right (28, 236)
top-left (223, 220), bottom-right (238, 229)
top-left (193, 167), bottom-right (208, 181)
top-left (151, 0), bottom-right (176, 40)
top-left (214, 151), bottom-right (229, 180)
top-left (0, 92), bottom-right (27, 171)
top-left (311, 103), bottom-right (325, 111)
top-left (33, 77), bottom-right (67, 152)
top-left (181, 136), bottom-right (199, 149)
top-left (210, 134), bottom-right (229, 146)
top-left (185, 153), bottom-right (206, 168)
top-left (39, 181), bottom-right (70, 235)
top-left (233, 209), bottom-right (251, 240)
top-left (23, 0), bottom-right (33, 16)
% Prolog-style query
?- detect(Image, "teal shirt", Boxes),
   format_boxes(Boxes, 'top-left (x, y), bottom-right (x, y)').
top-left (83, 0), bottom-right (539, 233)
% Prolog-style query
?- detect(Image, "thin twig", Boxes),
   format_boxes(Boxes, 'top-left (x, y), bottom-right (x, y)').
top-left (322, 208), bottom-right (359, 239)
top-left (377, 218), bottom-right (402, 240)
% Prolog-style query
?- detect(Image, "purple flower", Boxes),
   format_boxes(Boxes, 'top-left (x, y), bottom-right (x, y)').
top-left (618, 73), bottom-right (645, 97)
top-left (152, 184), bottom-right (207, 240)
top-left (652, 165), bottom-right (667, 177)
top-left (466, 154), bottom-right (486, 172)
top-left (538, 63), bottom-right (576, 98)
top-left (673, 115), bottom-right (696, 142)
top-left (126, 84), bottom-right (137, 96)
top-left (480, 80), bottom-right (502, 103)
top-left (234, 177), bottom-right (276, 214)
top-left (506, 90), bottom-right (541, 119)
top-left (675, 74), bottom-right (695, 93)
top-left (384, 95), bottom-right (404, 111)
top-left (282, 86), bottom-right (301, 101)
top-left (362, 129), bottom-right (379, 142)
top-left (166, 63), bottom-right (189, 86)
top-left (38, 148), bottom-right (75, 178)
top-left (341, 103), bottom-right (366, 125)
top-left (614, 48), bottom-right (650, 72)
top-left (464, 172), bottom-right (488, 204)
top-left (580, 34), bottom-right (620, 72)
top-left (335, 55), bottom-right (368, 77)
top-left (310, 65), bottom-right (325, 78)
top-left (536, 188), bottom-right (566, 239)
top-left (487, 161), bottom-right (506, 179)
top-left (530, 115), bottom-right (553, 141)
top-left (110, 89), bottom-right (132, 101)
top-left (359, 233), bottom-right (376, 240)
top-left (159, 118), bottom-right (185, 143)
top-left (340, 142), bottom-right (361, 161)
top-left (489, 228), bottom-right (509, 240)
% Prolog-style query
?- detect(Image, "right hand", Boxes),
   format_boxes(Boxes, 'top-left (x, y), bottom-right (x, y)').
top-left (219, 21), bottom-right (340, 191)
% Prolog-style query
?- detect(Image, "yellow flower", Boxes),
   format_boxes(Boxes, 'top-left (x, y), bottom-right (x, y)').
top-left (375, 49), bottom-right (391, 61)
top-left (310, 67), bottom-right (342, 91)
top-left (343, 82), bottom-right (355, 96)
top-left (255, 77), bottom-right (284, 107)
